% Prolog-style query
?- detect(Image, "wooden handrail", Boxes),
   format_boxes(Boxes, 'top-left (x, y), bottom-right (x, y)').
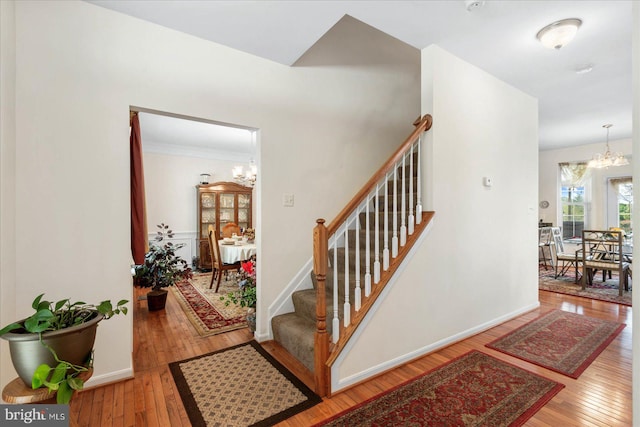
top-left (326, 114), bottom-right (432, 235)
top-left (312, 114), bottom-right (433, 397)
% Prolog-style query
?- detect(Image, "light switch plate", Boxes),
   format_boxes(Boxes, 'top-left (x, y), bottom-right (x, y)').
top-left (283, 193), bottom-right (294, 207)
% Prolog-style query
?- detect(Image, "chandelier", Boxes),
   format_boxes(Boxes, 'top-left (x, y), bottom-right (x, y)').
top-left (232, 130), bottom-right (257, 186)
top-left (587, 124), bottom-right (629, 169)
top-left (232, 162), bottom-right (257, 187)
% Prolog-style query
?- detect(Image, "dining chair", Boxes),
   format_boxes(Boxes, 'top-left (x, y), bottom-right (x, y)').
top-left (208, 229), bottom-right (241, 292)
top-left (549, 227), bottom-right (581, 283)
top-left (581, 229), bottom-right (630, 296)
top-left (222, 222), bottom-right (241, 238)
top-left (539, 227), bottom-right (552, 269)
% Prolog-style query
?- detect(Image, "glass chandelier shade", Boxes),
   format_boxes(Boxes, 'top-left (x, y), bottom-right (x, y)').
top-left (587, 124), bottom-right (629, 169)
top-left (232, 161), bottom-right (257, 186)
top-left (232, 130), bottom-right (257, 186)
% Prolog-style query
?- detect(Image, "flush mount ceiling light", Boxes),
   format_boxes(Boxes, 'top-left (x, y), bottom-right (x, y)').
top-left (587, 124), bottom-right (629, 169)
top-left (536, 18), bottom-right (582, 50)
top-left (575, 64), bottom-right (594, 74)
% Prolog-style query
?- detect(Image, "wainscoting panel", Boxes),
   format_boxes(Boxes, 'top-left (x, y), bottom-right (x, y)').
top-left (148, 231), bottom-right (198, 267)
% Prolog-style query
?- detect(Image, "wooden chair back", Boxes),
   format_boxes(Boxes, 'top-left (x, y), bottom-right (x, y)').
top-left (581, 229), bottom-right (629, 296)
top-left (222, 222), bottom-right (240, 238)
top-left (581, 230), bottom-right (625, 268)
top-left (208, 229), bottom-right (221, 269)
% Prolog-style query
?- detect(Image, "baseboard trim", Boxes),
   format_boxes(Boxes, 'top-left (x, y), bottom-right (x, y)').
top-left (331, 301), bottom-right (540, 393)
top-left (83, 367), bottom-right (134, 389)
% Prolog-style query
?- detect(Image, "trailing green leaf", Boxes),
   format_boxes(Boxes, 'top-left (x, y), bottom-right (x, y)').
top-left (0, 293), bottom-right (129, 404)
top-left (56, 381), bottom-right (73, 405)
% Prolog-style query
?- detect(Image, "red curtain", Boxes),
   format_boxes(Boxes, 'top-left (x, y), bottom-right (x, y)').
top-left (130, 112), bottom-right (148, 264)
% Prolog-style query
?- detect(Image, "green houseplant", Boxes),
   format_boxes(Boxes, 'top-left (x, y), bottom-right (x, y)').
top-left (0, 294), bottom-right (128, 404)
top-left (133, 223), bottom-right (193, 310)
top-left (221, 258), bottom-right (257, 331)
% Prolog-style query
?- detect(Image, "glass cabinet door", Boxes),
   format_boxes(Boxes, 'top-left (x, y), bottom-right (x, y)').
top-left (200, 193), bottom-right (216, 239)
top-left (219, 193), bottom-right (236, 229)
top-left (238, 194), bottom-right (251, 231)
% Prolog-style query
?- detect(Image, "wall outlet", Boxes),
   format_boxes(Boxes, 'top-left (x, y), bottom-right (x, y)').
top-left (283, 193), bottom-right (294, 207)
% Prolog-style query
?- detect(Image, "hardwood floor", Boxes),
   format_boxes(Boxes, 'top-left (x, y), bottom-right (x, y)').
top-left (70, 286), bottom-right (632, 426)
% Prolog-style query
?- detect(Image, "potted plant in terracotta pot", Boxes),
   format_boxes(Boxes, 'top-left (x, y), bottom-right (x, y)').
top-left (133, 223), bottom-right (192, 311)
top-left (0, 294), bottom-right (128, 403)
top-left (220, 258), bottom-right (257, 332)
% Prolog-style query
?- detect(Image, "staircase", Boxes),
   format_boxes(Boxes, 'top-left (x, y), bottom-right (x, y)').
top-left (271, 115), bottom-right (434, 395)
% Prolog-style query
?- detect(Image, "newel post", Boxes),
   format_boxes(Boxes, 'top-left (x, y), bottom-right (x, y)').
top-left (313, 219), bottom-right (329, 397)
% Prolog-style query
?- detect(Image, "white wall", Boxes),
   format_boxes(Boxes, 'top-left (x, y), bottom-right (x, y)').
top-left (538, 139), bottom-right (632, 230)
top-left (0, 0), bottom-right (17, 385)
top-left (1, 1), bottom-right (420, 387)
top-left (332, 45), bottom-right (539, 391)
top-left (143, 151), bottom-right (249, 233)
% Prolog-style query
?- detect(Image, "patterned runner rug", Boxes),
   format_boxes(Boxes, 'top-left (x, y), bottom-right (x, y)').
top-left (171, 272), bottom-right (248, 336)
top-left (316, 351), bottom-right (563, 427)
top-left (487, 310), bottom-right (625, 378)
top-left (539, 266), bottom-right (631, 306)
top-left (169, 341), bottom-right (321, 427)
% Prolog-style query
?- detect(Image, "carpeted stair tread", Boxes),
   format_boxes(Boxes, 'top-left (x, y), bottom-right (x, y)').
top-left (310, 266), bottom-right (367, 297)
top-left (293, 287), bottom-right (355, 334)
top-left (330, 246), bottom-right (380, 272)
top-left (271, 312), bottom-right (316, 373)
top-left (358, 212), bottom-right (417, 230)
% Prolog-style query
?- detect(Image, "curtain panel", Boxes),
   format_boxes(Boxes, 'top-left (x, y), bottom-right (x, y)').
top-left (130, 112), bottom-right (148, 264)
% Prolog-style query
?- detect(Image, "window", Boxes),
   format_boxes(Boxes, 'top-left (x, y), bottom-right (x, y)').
top-left (561, 186), bottom-right (585, 239)
top-left (610, 178), bottom-right (632, 235)
top-left (559, 162), bottom-right (589, 240)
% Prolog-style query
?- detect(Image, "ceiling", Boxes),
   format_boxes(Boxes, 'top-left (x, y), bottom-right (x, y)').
top-left (137, 111), bottom-right (255, 161)
top-left (93, 0), bottom-right (633, 152)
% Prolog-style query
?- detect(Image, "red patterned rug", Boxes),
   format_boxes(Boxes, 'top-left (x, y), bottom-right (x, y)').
top-left (539, 266), bottom-right (631, 306)
top-left (171, 272), bottom-right (248, 336)
top-left (315, 351), bottom-right (564, 427)
top-left (487, 310), bottom-right (625, 378)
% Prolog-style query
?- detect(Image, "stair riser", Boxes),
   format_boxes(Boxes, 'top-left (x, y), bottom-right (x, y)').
top-left (357, 212), bottom-right (418, 230)
top-left (292, 289), bottom-right (352, 335)
top-left (271, 314), bottom-right (316, 373)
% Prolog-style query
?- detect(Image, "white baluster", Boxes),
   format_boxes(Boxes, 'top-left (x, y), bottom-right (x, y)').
top-left (408, 144), bottom-right (415, 235)
top-left (332, 238), bottom-right (339, 343)
top-left (400, 153), bottom-right (407, 246)
top-left (374, 184), bottom-right (381, 284)
top-left (392, 165), bottom-right (398, 258)
top-left (364, 195), bottom-right (371, 297)
top-left (343, 226), bottom-right (350, 327)
top-left (416, 137), bottom-right (423, 225)
top-left (355, 213), bottom-right (361, 311)
top-left (383, 177), bottom-right (390, 270)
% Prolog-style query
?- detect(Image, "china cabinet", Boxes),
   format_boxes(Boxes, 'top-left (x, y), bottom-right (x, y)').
top-left (197, 182), bottom-right (252, 269)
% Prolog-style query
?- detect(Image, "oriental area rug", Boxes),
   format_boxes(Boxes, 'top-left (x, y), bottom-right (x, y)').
top-left (171, 272), bottom-right (248, 336)
top-left (316, 351), bottom-right (564, 427)
top-left (539, 266), bottom-right (631, 306)
top-left (487, 310), bottom-right (625, 378)
top-left (169, 341), bottom-right (321, 427)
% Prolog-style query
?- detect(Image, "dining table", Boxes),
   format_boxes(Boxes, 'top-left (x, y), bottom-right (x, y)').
top-left (218, 239), bottom-right (256, 264)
